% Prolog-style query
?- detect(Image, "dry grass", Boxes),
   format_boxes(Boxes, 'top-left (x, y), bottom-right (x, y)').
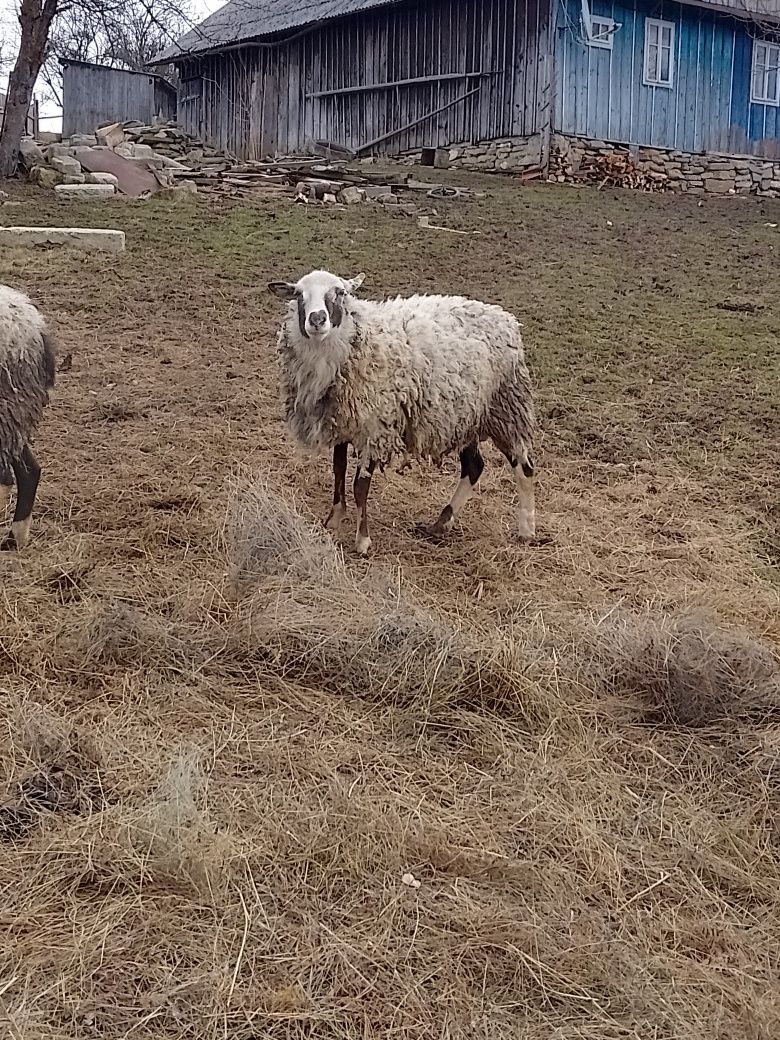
top-left (579, 609), bottom-right (780, 727)
top-left (0, 178), bottom-right (778, 1038)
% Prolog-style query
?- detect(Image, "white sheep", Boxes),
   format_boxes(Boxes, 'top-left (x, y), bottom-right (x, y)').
top-left (0, 285), bottom-right (56, 550)
top-left (268, 269), bottom-right (536, 555)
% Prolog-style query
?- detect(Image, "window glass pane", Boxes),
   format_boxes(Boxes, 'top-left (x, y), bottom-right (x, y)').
top-left (648, 42), bottom-right (659, 79)
top-left (752, 68), bottom-right (763, 98)
top-left (648, 22), bottom-right (659, 46)
top-left (768, 67), bottom-right (779, 102)
top-left (661, 26), bottom-right (672, 48)
top-left (661, 48), bottom-right (671, 82)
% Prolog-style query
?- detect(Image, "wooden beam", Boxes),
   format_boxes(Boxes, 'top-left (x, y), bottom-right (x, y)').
top-left (357, 86), bottom-right (482, 154)
top-left (308, 71), bottom-right (486, 100)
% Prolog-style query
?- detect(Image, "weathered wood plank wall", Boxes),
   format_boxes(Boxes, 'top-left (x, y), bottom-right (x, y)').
top-left (556, 0), bottom-right (780, 158)
top-left (178, 0), bottom-right (550, 159)
top-left (62, 63), bottom-right (177, 138)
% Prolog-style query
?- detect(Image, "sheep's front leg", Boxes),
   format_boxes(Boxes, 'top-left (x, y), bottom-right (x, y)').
top-left (353, 459), bottom-right (376, 556)
top-left (325, 442), bottom-right (348, 532)
top-left (1, 447), bottom-right (41, 551)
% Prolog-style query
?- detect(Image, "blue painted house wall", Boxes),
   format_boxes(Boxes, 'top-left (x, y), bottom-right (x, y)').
top-left (554, 0), bottom-right (780, 157)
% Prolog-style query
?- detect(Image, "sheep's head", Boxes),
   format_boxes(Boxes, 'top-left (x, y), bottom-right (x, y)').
top-left (268, 269), bottom-right (365, 340)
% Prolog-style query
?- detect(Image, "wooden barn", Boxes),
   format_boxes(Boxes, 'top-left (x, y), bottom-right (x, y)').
top-left (61, 61), bottom-right (178, 138)
top-left (153, 0), bottom-right (553, 161)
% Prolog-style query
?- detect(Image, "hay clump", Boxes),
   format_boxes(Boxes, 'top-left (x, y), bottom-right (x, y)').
top-left (225, 477), bottom-right (557, 723)
top-left (582, 609), bottom-right (780, 726)
top-left (72, 600), bottom-right (210, 673)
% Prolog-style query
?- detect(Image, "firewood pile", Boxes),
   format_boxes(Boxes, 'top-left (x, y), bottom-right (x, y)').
top-left (549, 147), bottom-right (671, 192)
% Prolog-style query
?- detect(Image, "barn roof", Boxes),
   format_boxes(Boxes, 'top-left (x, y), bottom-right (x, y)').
top-left (153, 0), bottom-right (400, 62)
top-left (153, 0), bottom-right (780, 63)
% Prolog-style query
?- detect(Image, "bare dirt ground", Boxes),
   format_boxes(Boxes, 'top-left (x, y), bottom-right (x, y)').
top-left (0, 174), bottom-right (779, 1039)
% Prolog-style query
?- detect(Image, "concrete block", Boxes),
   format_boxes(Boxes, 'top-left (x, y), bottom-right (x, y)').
top-left (50, 155), bottom-right (82, 176)
top-left (54, 183), bottom-right (116, 200)
top-left (47, 143), bottom-right (78, 159)
top-left (85, 172), bottom-right (119, 186)
top-left (0, 227), bottom-right (125, 252)
top-left (68, 134), bottom-right (98, 147)
top-left (96, 122), bottom-right (125, 148)
top-left (19, 138), bottom-right (46, 169)
top-left (337, 185), bottom-right (363, 204)
top-left (61, 173), bottom-right (86, 185)
top-left (29, 165), bottom-right (63, 189)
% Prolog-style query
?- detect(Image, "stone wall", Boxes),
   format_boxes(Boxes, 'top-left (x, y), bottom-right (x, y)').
top-left (445, 133), bottom-right (543, 171)
top-left (400, 133), bottom-right (543, 171)
top-left (401, 131), bottom-right (780, 197)
top-left (551, 134), bottom-right (780, 197)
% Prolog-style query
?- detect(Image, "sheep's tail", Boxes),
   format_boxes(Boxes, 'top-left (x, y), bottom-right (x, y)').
top-left (41, 333), bottom-right (56, 389)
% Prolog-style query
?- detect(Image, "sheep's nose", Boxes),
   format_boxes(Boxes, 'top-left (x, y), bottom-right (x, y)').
top-left (308, 310), bottom-right (327, 329)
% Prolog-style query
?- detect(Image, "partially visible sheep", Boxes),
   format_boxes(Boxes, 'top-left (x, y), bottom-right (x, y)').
top-left (0, 285), bottom-right (56, 550)
top-left (268, 269), bottom-right (536, 555)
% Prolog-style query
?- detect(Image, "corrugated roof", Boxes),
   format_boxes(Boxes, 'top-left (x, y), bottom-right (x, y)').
top-left (154, 0), bottom-right (780, 63)
top-left (692, 0), bottom-right (780, 17)
top-left (154, 0), bottom-right (400, 62)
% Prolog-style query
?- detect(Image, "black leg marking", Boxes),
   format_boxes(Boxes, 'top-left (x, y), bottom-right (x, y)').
top-left (461, 441), bottom-right (485, 485)
top-left (426, 441), bottom-right (484, 540)
top-left (325, 442), bottom-right (349, 531)
top-left (1, 446), bottom-right (41, 550)
top-left (353, 459), bottom-right (375, 555)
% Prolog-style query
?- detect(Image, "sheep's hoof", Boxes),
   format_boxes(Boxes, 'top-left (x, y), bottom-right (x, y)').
top-left (517, 511), bottom-right (536, 542)
top-left (324, 504), bottom-right (346, 532)
top-left (355, 534), bottom-right (372, 557)
top-left (414, 521), bottom-right (450, 544)
top-left (522, 532), bottom-right (553, 547)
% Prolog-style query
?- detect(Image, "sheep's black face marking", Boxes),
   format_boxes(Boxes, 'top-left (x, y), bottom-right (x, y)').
top-left (325, 288), bottom-right (344, 328)
top-left (296, 294), bottom-right (309, 339)
top-left (522, 456), bottom-right (535, 478)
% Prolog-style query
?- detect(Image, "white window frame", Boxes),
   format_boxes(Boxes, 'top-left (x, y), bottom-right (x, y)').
top-left (588, 16), bottom-right (616, 50)
top-left (751, 40), bottom-right (780, 106)
top-left (644, 18), bottom-right (675, 88)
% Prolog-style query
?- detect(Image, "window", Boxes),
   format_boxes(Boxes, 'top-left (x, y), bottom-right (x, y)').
top-left (644, 18), bottom-right (675, 87)
top-left (588, 16), bottom-right (616, 49)
top-left (751, 41), bottom-right (780, 105)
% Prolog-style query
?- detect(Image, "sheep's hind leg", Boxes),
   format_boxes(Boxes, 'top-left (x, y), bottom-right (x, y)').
top-left (1, 447), bottom-right (41, 551)
top-left (353, 459), bottom-right (376, 556)
top-left (325, 442), bottom-right (348, 531)
top-left (496, 443), bottom-right (535, 541)
top-left (427, 441), bottom-right (484, 539)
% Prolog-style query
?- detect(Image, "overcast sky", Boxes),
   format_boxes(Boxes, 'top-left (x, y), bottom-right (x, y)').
top-left (0, 0), bottom-right (225, 130)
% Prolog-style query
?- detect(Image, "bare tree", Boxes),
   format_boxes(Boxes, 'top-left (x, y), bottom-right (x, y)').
top-left (0, 0), bottom-right (194, 178)
top-left (40, 0), bottom-right (193, 107)
top-left (0, 0), bottom-right (60, 177)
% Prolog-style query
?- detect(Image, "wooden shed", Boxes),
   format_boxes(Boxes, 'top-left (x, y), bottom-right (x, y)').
top-left (153, 0), bottom-right (552, 161)
top-left (61, 60), bottom-right (178, 137)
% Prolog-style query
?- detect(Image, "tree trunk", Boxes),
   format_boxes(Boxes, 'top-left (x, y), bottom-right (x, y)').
top-left (0, 0), bottom-right (59, 179)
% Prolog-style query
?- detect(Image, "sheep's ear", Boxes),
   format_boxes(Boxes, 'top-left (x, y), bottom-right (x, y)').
top-left (344, 272), bottom-right (365, 293)
top-left (268, 281), bottom-right (297, 301)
